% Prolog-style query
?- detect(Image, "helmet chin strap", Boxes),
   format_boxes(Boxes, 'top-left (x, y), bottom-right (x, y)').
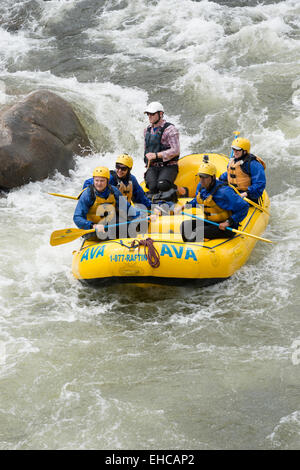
top-left (236, 150), bottom-right (246, 160)
top-left (234, 149), bottom-right (246, 160)
top-left (208, 176), bottom-right (216, 190)
top-left (153, 112), bottom-right (162, 126)
top-left (116, 169), bottom-right (130, 182)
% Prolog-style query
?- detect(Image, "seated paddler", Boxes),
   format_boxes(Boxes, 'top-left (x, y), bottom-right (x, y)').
top-left (82, 153), bottom-right (152, 210)
top-left (175, 156), bottom-right (249, 242)
top-left (219, 137), bottom-right (266, 204)
top-left (73, 166), bottom-right (144, 241)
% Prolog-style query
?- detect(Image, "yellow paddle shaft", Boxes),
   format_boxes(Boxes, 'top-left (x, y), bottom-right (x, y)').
top-left (182, 212), bottom-right (273, 244)
top-left (227, 185), bottom-right (270, 216)
top-left (48, 192), bottom-right (78, 200)
top-left (230, 226), bottom-right (273, 243)
top-left (243, 196), bottom-right (270, 216)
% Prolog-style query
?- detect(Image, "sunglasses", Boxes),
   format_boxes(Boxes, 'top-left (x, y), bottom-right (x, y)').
top-left (115, 164), bottom-right (128, 171)
top-left (146, 112), bottom-right (158, 116)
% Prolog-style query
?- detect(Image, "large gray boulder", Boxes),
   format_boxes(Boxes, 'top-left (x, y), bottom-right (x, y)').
top-left (0, 90), bottom-right (91, 190)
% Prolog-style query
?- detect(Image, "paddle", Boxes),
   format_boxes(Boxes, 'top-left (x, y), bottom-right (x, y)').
top-left (50, 216), bottom-right (151, 246)
top-left (50, 227), bottom-right (95, 246)
top-left (227, 184), bottom-right (270, 216)
top-left (48, 189), bottom-right (86, 200)
top-left (181, 212), bottom-right (273, 244)
top-left (242, 196), bottom-right (269, 215)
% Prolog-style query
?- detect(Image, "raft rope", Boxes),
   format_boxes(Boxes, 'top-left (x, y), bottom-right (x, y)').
top-left (131, 237), bottom-right (160, 268)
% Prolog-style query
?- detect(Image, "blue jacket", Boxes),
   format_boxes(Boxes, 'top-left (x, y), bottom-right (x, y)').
top-left (187, 180), bottom-right (249, 227)
top-left (219, 156), bottom-right (266, 200)
top-left (83, 172), bottom-right (152, 209)
top-left (73, 184), bottom-right (140, 230)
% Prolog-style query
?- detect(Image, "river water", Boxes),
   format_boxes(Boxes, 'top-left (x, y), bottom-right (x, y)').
top-left (0, 0), bottom-right (299, 450)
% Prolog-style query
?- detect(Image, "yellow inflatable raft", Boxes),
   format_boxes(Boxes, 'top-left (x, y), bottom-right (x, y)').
top-left (71, 153), bottom-right (270, 287)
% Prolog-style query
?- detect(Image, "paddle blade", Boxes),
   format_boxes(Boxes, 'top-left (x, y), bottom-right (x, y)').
top-left (50, 228), bottom-right (94, 246)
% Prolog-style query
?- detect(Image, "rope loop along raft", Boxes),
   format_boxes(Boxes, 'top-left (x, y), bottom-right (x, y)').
top-left (131, 237), bottom-right (160, 268)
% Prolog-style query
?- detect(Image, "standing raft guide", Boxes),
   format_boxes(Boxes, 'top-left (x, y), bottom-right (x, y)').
top-left (50, 141), bottom-right (272, 287)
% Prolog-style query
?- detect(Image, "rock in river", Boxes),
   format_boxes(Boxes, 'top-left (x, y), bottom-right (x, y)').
top-left (0, 90), bottom-right (91, 191)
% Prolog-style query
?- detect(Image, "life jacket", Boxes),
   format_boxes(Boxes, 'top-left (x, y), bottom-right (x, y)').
top-left (227, 154), bottom-right (266, 192)
top-left (86, 185), bottom-right (116, 225)
top-left (144, 122), bottom-right (179, 167)
top-left (110, 170), bottom-right (133, 203)
top-left (196, 183), bottom-right (232, 223)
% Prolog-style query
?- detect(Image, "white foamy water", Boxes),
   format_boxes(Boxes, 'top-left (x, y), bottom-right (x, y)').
top-left (0, 0), bottom-right (299, 450)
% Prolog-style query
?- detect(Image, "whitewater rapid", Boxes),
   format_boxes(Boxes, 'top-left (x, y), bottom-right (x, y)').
top-left (0, 0), bottom-right (299, 450)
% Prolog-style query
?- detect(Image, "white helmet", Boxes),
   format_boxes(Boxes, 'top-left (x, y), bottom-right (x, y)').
top-left (144, 101), bottom-right (164, 114)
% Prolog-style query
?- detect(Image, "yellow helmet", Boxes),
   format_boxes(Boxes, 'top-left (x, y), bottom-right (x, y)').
top-left (115, 153), bottom-right (133, 169)
top-left (92, 166), bottom-right (110, 179)
top-left (231, 137), bottom-right (250, 153)
top-left (197, 156), bottom-right (217, 177)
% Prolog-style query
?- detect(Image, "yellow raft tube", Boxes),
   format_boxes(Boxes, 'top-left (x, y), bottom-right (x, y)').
top-left (71, 153), bottom-right (270, 287)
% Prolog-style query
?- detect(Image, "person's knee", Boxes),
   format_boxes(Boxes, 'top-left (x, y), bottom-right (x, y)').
top-left (145, 174), bottom-right (158, 192)
top-left (83, 232), bottom-right (98, 241)
top-left (157, 179), bottom-right (172, 192)
top-left (146, 181), bottom-right (158, 192)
